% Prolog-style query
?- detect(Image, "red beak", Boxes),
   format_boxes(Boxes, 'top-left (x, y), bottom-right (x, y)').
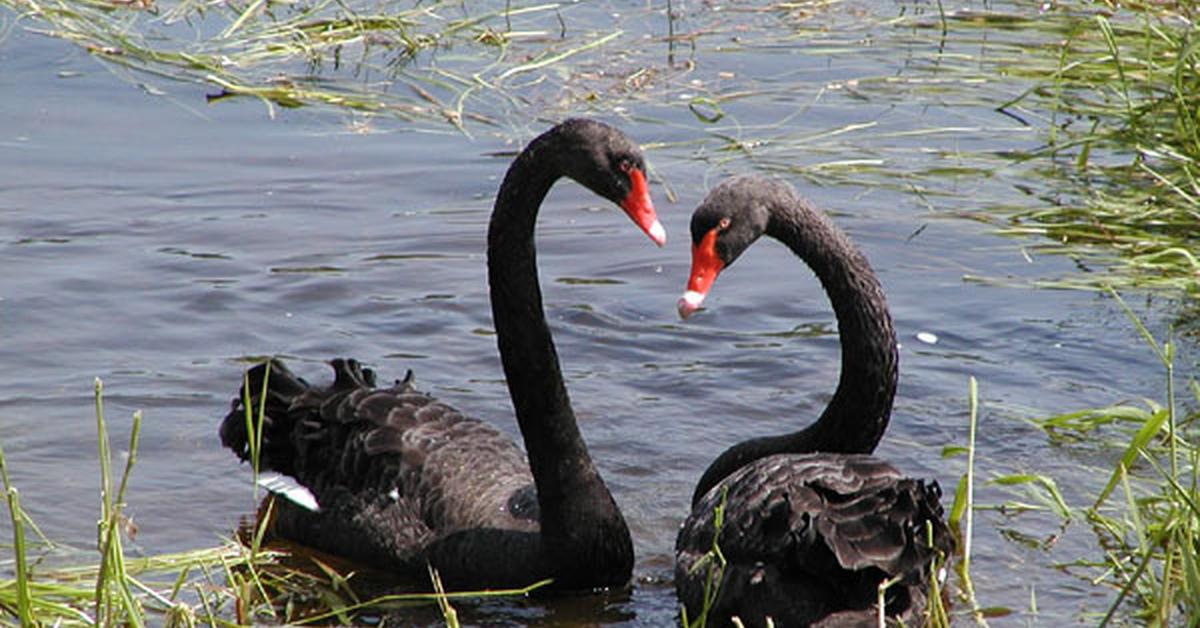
top-left (619, 167), bottom-right (666, 247)
top-left (678, 226), bottom-right (724, 319)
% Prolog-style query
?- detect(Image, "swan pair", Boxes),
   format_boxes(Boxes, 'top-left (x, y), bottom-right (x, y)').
top-left (219, 119), bottom-right (952, 626)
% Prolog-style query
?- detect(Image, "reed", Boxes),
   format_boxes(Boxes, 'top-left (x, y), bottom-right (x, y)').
top-left (93, 377), bottom-right (144, 625)
top-left (993, 4), bottom-right (1200, 297)
top-left (680, 486), bottom-right (728, 628)
top-left (0, 0), bottom-right (627, 130)
top-left (0, 438), bottom-right (36, 625)
top-left (1026, 289), bottom-right (1200, 624)
top-left (943, 376), bottom-right (986, 626)
top-left (0, 377), bottom-right (545, 625)
top-left (3, 0), bottom-right (1195, 296)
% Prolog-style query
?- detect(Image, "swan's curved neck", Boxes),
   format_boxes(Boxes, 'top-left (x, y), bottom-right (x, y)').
top-left (691, 198), bottom-right (897, 505)
top-left (486, 136), bottom-right (616, 536)
top-left (769, 201), bottom-right (897, 453)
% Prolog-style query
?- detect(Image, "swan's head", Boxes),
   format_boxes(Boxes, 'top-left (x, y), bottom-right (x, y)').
top-left (678, 177), bottom-right (772, 319)
top-left (553, 119), bottom-right (665, 247)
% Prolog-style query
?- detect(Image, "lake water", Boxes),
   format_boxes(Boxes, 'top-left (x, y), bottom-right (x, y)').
top-left (0, 1), bottom-right (1183, 624)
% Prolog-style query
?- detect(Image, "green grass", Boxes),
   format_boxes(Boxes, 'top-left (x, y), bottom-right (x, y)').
top-left (0, 430), bottom-right (37, 625)
top-left (937, 290), bottom-right (1200, 625)
top-left (944, 376), bottom-right (984, 625)
top-left (3, 1), bottom-right (1199, 623)
top-left (680, 487), bottom-right (728, 628)
top-left (1022, 289), bottom-right (1200, 625)
top-left (1, 0), bottom-right (1195, 296)
top-left (986, 4), bottom-right (1200, 297)
top-left (0, 0), bottom-right (635, 132)
top-left (0, 376), bottom-right (548, 625)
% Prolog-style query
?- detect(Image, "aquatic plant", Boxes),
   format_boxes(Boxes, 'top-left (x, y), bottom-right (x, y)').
top-left (678, 487), bottom-right (727, 628)
top-left (0, 378), bottom-right (543, 625)
top-left (2, 0), bottom-right (1195, 296)
top-left (990, 3), bottom-right (1200, 298)
top-left (0, 0), bottom-right (640, 132)
top-left (1026, 289), bottom-right (1200, 625)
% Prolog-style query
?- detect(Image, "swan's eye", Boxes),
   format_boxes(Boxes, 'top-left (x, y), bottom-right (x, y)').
top-left (718, 217), bottom-right (732, 230)
top-left (617, 159), bottom-right (633, 173)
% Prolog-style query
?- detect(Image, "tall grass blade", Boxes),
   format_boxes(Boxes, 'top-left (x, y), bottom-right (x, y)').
top-left (952, 376), bottom-right (988, 625)
top-left (1098, 545), bottom-right (1154, 628)
top-left (683, 486), bottom-right (730, 628)
top-left (4, 486), bottom-right (35, 626)
top-left (94, 376), bottom-right (115, 624)
top-left (961, 378), bottom-right (977, 580)
top-left (242, 361), bottom-right (271, 500)
top-left (0, 431), bottom-right (37, 626)
top-left (876, 575), bottom-right (900, 627)
top-left (1095, 17), bottom-right (1134, 120)
top-left (429, 566), bottom-right (460, 628)
top-left (92, 379), bottom-right (145, 626)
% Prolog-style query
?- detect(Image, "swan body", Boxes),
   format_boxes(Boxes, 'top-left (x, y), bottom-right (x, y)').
top-left (220, 119), bottom-right (663, 591)
top-left (674, 176), bottom-right (951, 626)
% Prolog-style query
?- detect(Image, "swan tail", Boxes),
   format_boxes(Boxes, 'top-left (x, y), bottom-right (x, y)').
top-left (219, 358), bottom-right (378, 478)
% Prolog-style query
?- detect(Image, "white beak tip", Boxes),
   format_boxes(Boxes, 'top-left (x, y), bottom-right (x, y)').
top-left (648, 220), bottom-right (667, 247)
top-left (678, 290), bottom-right (705, 319)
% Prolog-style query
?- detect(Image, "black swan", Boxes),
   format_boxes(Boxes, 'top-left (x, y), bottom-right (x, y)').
top-left (673, 176), bottom-right (953, 626)
top-left (219, 119), bottom-right (665, 591)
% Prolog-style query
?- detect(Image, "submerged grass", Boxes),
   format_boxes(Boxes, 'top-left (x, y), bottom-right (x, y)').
top-left (984, 3), bottom-right (1200, 297)
top-left (2, 0), bottom-right (1194, 295)
top-left (0, 0), bottom-right (643, 130)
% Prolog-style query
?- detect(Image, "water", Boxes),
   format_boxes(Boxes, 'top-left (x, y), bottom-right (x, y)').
top-left (0, 2), bottom-right (1183, 624)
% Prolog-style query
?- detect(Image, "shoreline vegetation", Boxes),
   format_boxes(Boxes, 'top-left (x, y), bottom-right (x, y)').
top-left (0, 0), bottom-right (1195, 296)
top-left (1027, 290), bottom-right (1200, 626)
top-left (3, 322), bottom-right (1192, 625)
top-left (0, 379), bottom-right (548, 625)
top-left (985, 5), bottom-right (1200, 300)
top-left (2, 0), bottom-right (1198, 624)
